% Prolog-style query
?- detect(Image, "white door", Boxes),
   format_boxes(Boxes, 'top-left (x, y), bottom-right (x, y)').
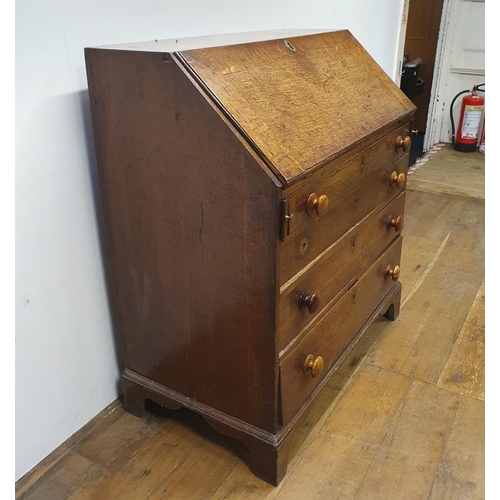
top-left (426, 0), bottom-right (485, 148)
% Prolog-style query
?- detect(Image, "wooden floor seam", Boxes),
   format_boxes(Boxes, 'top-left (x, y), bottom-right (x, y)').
top-left (407, 186), bottom-right (484, 201)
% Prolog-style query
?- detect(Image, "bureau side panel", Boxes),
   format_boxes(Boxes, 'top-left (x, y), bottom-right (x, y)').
top-left (85, 49), bottom-right (280, 432)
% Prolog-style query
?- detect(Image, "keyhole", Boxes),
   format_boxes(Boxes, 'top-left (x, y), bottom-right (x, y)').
top-left (284, 39), bottom-right (296, 52)
top-left (299, 237), bottom-right (309, 257)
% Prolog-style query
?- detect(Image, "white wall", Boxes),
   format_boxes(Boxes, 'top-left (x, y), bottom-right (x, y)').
top-left (15, 0), bottom-right (405, 480)
top-left (426, 0), bottom-right (485, 147)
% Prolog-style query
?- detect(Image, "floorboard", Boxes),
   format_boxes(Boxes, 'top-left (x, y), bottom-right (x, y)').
top-left (438, 281), bottom-right (485, 400)
top-left (428, 395), bottom-right (485, 500)
top-left (409, 145), bottom-right (484, 200)
top-left (365, 193), bottom-right (484, 385)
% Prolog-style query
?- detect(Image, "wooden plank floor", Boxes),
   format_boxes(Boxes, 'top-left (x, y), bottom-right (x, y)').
top-left (408, 144), bottom-right (484, 200)
top-left (16, 147), bottom-right (485, 499)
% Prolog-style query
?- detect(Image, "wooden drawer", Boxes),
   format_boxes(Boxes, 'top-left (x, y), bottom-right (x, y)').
top-left (280, 123), bottom-right (410, 285)
top-left (278, 191), bottom-right (406, 349)
top-left (279, 236), bottom-right (403, 423)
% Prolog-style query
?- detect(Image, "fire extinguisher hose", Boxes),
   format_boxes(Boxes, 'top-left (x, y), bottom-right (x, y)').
top-left (450, 83), bottom-right (485, 145)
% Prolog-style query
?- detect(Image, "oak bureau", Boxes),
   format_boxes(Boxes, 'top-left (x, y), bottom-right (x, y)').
top-left (85, 29), bottom-right (416, 485)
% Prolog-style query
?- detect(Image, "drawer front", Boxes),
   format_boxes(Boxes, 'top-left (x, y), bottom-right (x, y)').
top-left (279, 237), bottom-right (403, 423)
top-left (280, 123), bottom-right (411, 285)
top-left (278, 191), bottom-right (406, 349)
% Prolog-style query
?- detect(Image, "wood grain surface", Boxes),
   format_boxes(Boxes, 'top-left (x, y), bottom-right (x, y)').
top-left (280, 238), bottom-right (402, 423)
top-left (282, 122), bottom-right (410, 239)
top-left (428, 394), bottom-right (484, 499)
top-left (279, 152), bottom-right (409, 285)
top-left (408, 145), bottom-right (485, 199)
top-left (85, 48), bottom-right (281, 432)
top-left (350, 379), bottom-right (461, 499)
top-left (14, 400), bottom-right (121, 499)
top-left (365, 194), bottom-right (484, 385)
top-left (438, 281), bottom-right (485, 400)
top-left (178, 30), bottom-right (415, 184)
top-left (17, 142), bottom-right (483, 500)
top-left (278, 192), bottom-right (406, 347)
top-left (84, 30), bottom-right (416, 485)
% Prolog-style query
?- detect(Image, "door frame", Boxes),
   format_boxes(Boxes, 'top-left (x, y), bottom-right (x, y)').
top-left (397, 0), bottom-right (449, 149)
top-left (424, 0), bottom-right (452, 151)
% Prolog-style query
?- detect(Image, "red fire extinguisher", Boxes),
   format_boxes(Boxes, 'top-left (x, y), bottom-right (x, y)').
top-left (450, 84), bottom-right (485, 152)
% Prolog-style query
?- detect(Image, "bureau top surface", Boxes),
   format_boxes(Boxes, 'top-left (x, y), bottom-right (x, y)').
top-left (93, 30), bottom-right (415, 184)
top-left (95, 29), bottom-right (332, 53)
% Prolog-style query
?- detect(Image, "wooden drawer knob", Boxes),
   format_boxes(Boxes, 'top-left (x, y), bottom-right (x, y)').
top-left (303, 354), bottom-right (324, 378)
top-left (306, 193), bottom-right (329, 217)
top-left (388, 214), bottom-right (404, 233)
top-left (299, 290), bottom-right (320, 314)
top-left (385, 264), bottom-right (401, 281)
top-left (395, 135), bottom-right (411, 153)
top-left (390, 171), bottom-right (406, 188)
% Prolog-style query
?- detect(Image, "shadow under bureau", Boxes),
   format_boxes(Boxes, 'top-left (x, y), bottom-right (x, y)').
top-left (85, 29), bottom-right (416, 486)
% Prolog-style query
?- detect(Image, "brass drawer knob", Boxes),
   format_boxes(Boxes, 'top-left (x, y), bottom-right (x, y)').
top-left (299, 290), bottom-right (320, 314)
top-left (303, 354), bottom-right (324, 378)
top-left (395, 135), bottom-right (411, 153)
top-left (385, 264), bottom-right (401, 281)
top-left (306, 192), bottom-right (329, 217)
top-left (388, 214), bottom-right (404, 233)
top-left (390, 171), bottom-right (406, 188)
